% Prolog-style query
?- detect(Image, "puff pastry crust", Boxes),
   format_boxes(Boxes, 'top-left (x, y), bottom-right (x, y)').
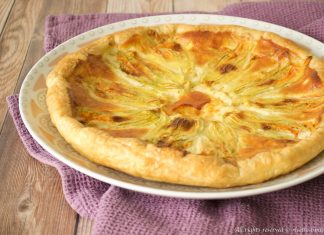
top-left (46, 24), bottom-right (324, 188)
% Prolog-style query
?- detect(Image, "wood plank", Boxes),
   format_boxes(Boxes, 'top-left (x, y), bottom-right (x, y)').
top-left (0, 115), bottom-right (77, 234)
top-left (0, 0), bottom-right (14, 36)
top-left (0, 0), bottom-right (41, 129)
top-left (174, 0), bottom-right (241, 12)
top-left (0, 0), bottom-right (107, 234)
top-left (174, 0), bottom-right (263, 12)
top-left (69, 0), bottom-right (108, 14)
top-left (106, 0), bottom-right (173, 13)
top-left (76, 217), bottom-right (94, 235)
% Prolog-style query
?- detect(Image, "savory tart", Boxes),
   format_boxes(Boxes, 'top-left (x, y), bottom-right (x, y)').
top-left (46, 24), bottom-right (324, 188)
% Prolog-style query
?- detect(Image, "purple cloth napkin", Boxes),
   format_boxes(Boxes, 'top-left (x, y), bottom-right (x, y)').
top-left (7, 1), bottom-right (324, 234)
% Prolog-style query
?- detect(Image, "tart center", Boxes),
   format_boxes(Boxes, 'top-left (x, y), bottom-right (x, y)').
top-left (165, 91), bottom-right (211, 116)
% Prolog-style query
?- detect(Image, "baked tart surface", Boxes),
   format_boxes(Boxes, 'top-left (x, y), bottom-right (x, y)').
top-left (46, 25), bottom-right (324, 188)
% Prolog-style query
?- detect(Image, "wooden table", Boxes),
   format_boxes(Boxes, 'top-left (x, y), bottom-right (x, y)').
top-left (1, 0), bottom-right (317, 234)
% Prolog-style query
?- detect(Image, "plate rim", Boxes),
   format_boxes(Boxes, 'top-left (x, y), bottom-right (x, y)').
top-left (19, 13), bottom-right (324, 199)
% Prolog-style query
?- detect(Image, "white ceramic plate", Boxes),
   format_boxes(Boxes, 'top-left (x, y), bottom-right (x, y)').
top-left (19, 14), bottom-right (324, 199)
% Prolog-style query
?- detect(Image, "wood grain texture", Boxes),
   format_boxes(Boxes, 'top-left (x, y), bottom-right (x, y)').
top-left (0, 0), bottom-right (15, 36)
top-left (0, 116), bottom-right (77, 235)
top-left (174, 0), bottom-right (262, 12)
top-left (106, 0), bottom-right (173, 13)
top-left (76, 217), bottom-right (94, 235)
top-left (0, 0), bottom-right (40, 129)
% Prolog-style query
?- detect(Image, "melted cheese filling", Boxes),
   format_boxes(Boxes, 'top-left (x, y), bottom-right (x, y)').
top-left (67, 28), bottom-right (324, 159)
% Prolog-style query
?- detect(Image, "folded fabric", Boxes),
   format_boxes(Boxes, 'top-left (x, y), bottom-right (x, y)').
top-left (8, 1), bottom-right (324, 234)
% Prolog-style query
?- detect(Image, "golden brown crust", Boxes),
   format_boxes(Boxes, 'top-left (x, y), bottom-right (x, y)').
top-left (46, 24), bottom-right (324, 188)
